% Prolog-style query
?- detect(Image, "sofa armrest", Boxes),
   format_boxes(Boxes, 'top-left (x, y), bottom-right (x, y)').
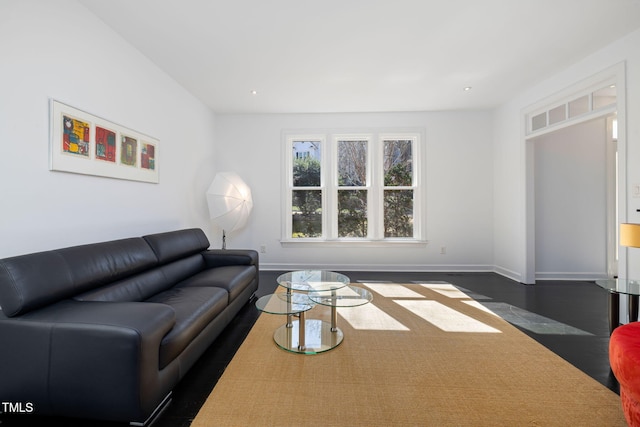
top-left (202, 249), bottom-right (259, 269)
top-left (0, 300), bottom-right (177, 422)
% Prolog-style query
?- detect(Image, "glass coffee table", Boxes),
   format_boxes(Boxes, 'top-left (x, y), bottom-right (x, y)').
top-left (276, 270), bottom-right (350, 329)
top-left (255, 270), bottom-right (371, 354)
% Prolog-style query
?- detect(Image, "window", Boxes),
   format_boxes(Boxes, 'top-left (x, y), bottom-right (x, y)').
top-left (526, 80), bottom-right (617, 136)
top-left (284, 131), bottom-right (423, 243)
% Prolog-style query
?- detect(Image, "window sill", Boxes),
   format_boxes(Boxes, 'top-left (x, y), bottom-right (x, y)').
top-left (280, 239), bottom-right (428, 248)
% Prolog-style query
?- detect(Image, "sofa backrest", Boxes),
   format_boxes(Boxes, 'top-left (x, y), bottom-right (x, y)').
top-left (75, 229), bottom-right (211, 303)
top-left (0, 229), bottom-right (213, 317)
top-left (73, 268), bottom-right (168, 302)
top-left (143, 228), bottom-right (210, 265)
top-left (0, 238), bottom-right (157, 317)
top-left (74, 255), bottom-right (207, 303)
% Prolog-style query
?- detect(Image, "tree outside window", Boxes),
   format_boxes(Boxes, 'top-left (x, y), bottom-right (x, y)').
top-left (338, 140), bottom-right (368, 237)
top-left (383, 139), bottom-right (413, 238)
top-left (292, 141), bottom-right (322, 238)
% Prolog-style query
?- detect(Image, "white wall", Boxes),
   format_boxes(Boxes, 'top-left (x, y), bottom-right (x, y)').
top-left (493, 28), bottom-right (640, 282)
top-left (0, 0), bottom-right (217, 257)
top-left (3, 1), bottom-right (638, 278)
top-left (214, 111), bottom-right (495, 271)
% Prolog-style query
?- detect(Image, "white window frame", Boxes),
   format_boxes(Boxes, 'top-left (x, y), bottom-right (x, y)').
top-left (282, 130), bottom-right (425, 246)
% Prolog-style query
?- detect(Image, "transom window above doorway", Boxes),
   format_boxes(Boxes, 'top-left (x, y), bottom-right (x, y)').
top-left (527, 82), bottom-right (617, 135)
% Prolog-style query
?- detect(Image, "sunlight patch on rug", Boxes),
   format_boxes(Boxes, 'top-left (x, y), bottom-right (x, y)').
top-left (426, 284), bottom-right (591, 336)
top-left (449, 285), bottom-right (493, 300)
top-left (462, 299), bottom-right (501, 317)
top-left (337, 303), bottom-right (410, 331)
top-left (360, 283), bottom-right (425, 298)
top-left (348, 281), bottom-right (593, 336)
top-left (417, 282), bottom-right (473, 299)
top-left (394, 300), bottom-right (502, 333)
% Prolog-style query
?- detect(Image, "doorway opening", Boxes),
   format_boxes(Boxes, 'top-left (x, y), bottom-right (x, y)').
top-left (529, 116), bottom-right (617, 280)
top-left (522, 62), bottom-right (626, 284)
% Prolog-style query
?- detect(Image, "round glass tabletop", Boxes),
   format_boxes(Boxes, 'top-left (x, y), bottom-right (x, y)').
top-left (596, 279), bottom-right (640, 296)
top-left (276, 270), bottom-right (350, 292)
top-left (308, 285), bottom-right (373, 307)
top-left (255, 293), bottom-right (314, 315)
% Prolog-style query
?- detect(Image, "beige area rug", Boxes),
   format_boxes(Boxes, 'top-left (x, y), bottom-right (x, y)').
top-left (192, 282), bottom-right (625, 426)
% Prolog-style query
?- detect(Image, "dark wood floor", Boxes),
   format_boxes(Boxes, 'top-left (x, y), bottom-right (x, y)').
top-left (0, 271), bottom-right (620, 427)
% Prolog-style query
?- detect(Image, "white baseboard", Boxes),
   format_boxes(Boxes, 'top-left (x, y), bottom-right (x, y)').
top-left (259, 263), bottom-right (607, 283)
top-left (493, 265), bottom-right (523, 283)
top-left (534, 272), bottom-right (608, 281)
top-left (259, 262), bottom-right (495, 273)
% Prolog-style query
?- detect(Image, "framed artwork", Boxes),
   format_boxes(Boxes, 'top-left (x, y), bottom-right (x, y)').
top-left (95, 126), bottom-right (116, 163)
top-left (120, 135), bottom-right (138, 167)
top-left (141, 141), bottom-right (156, 170)
top-left (49, 100), bottom-right (159, 183)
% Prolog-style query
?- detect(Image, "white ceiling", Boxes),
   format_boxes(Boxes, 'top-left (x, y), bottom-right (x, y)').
top-left (78, 0), bottom-right (640, 114)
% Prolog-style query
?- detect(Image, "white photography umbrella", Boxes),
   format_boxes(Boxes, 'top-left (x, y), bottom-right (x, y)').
top-left (206, 172), bottom-right (253, 249)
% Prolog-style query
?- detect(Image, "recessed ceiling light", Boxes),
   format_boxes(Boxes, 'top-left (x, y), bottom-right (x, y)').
top-left (251, 90), bottom-right (258, 95)
top-left (463, 86), bottom-right (472, 92)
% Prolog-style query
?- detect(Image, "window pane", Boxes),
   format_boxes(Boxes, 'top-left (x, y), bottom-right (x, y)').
top-left (592, 85), bottom-right (616, 110)
top-left (338, 140), bottom-right (367, 186)
top-left (292, 190), bottom-right (322, 237)
top-left (338, 190), bottom-right (367, 237)
top-left (531, 112), bottom-right (547, 131)
top-left (548, 105), bottom-right (566, 125)
top-left (568, 95), bottom-right (589, 118)
top-left (384, 190), bottom-right (413, 237)
top-left (384, 140), bottom-right (412, 186)
top-left (292, 141), bottom-right (321, 186)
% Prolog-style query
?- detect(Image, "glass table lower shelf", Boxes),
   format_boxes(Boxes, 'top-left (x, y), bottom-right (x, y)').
top-left (256, 272), bottom-right (373, 355)
top-left (273, 319), bottom-right (344, 354)
top-left (255, 293), bottom-right (344, 354)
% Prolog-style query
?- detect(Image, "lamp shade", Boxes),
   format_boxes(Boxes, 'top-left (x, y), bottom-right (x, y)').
top-left (206, 172), bottom-right (253, 232)
top-left (620, 223), bottom-right (640, 248)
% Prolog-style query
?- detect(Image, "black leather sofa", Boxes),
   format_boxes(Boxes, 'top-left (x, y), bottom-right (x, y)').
top-left (0, 228), bottom-right (258, 425)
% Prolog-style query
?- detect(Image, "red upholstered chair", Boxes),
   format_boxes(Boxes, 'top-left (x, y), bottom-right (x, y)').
top-left (610, 321), bottom-right (640, 427)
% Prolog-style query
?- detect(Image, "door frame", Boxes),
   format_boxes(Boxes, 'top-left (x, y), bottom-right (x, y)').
top-left (522, 62), bottom-right (626, 284)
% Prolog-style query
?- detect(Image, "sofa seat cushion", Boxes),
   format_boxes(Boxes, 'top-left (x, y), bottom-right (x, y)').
top-left (147, 286), bottom-right (228, 369)
top-left (177, 265), bottom-right (255, 303)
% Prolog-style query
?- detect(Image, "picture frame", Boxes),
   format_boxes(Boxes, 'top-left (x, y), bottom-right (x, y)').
top-left (49, 100), bottom-right (159, 183)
